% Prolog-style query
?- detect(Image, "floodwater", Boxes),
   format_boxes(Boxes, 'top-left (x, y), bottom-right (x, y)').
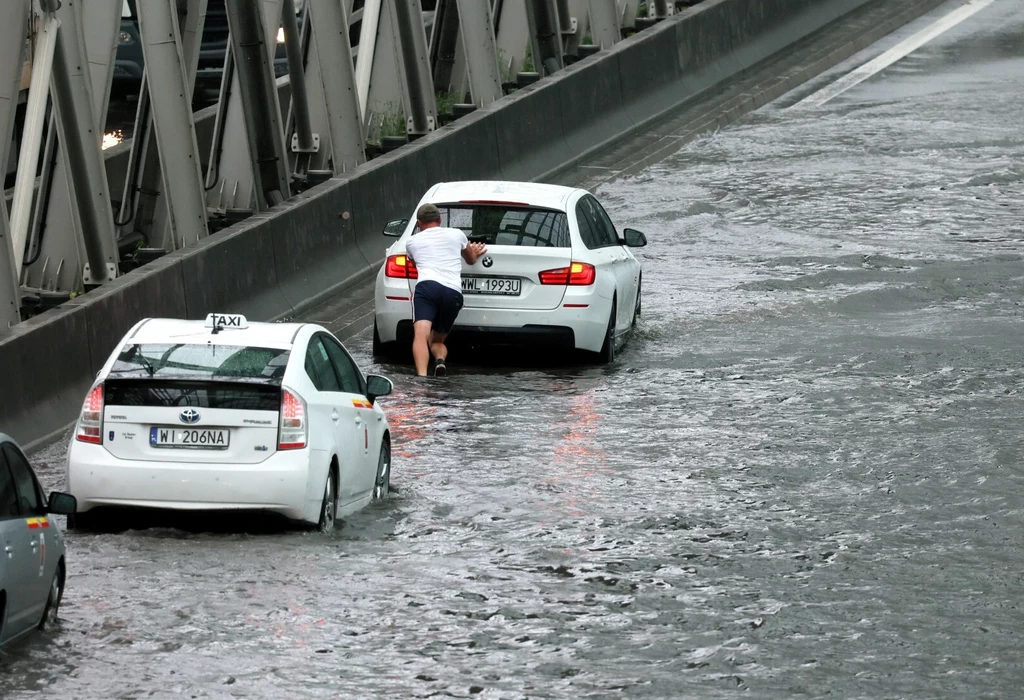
top-left (5, 0), bottom-right (1023, 697)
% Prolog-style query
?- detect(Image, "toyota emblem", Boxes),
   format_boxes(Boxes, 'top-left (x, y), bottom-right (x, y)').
top-left (482, 256), bottom-right (493, 268)
top-left (179, 408), bottom-right (201, 424)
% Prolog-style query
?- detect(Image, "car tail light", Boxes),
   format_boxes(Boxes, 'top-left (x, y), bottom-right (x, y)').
top-left (75, 384), bottom-right (104, 444)
top-left (538, 262), bottom-right (596, 286)
top-left (384, 254), bottom-right (418, 279)
top-left (279, 388), bottom-right (307, 450)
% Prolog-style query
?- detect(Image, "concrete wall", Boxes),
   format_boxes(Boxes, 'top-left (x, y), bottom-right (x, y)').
top-left (0, 0), bottom-right (909, 448)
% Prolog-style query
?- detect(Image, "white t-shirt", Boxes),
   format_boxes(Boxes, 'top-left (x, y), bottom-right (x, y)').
top-left (405, 226), bottom-right (468, 292)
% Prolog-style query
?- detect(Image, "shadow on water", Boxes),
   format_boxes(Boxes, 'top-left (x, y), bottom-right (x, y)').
top-left (69, 507), bottom-right (309, 535)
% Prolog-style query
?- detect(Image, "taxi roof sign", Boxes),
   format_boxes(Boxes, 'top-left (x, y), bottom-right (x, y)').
top-left (205, 313), bottom-right (248, 330)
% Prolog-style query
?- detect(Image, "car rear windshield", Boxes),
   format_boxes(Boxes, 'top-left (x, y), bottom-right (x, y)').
top-left (414, 204), bottom-right (570, 247)
top-left (109, 344), bottom-right (290, 381)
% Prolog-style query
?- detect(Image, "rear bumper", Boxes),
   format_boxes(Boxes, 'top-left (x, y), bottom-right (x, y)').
top-left (395, 320), bottom-right (577, 348)
top-left (66, 442), bottom-right (317, 522)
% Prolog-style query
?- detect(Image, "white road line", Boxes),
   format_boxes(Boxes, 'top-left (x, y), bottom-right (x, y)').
top-left (793, 0), bottom-right (996, 108)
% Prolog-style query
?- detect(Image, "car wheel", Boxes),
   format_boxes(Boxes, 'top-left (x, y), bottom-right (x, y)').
top-left (373, 441), bottom-right (391, 501)
top-left (598, 299), bottom-right (616, 364)
top-left (372, 320), bottom-right (384, 357)
top-left (631, 278), bottom-right (642, 329)
top-left (37, 563), bottom-right (64, 630)
top-left (318, 467), bottom-right (338, 533)
top-left (66, 511), bottom-right (97, 531)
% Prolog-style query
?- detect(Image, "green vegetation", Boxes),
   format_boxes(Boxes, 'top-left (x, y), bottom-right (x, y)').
top-left (368, 101), bottom-right (406, 143)
top-left (521, 42), bottom-right (535, 73)
top-left (436, 90), bottom-right (458, 115)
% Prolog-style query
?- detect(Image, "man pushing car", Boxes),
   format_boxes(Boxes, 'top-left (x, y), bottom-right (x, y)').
top-left (405, 203), bottom-right (487, 377)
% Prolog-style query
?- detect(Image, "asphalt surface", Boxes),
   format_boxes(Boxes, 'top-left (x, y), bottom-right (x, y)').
top-left (7, 0), bottom-right (1024, 697)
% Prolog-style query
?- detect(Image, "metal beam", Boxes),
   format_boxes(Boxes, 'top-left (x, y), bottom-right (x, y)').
top-left (389, 0), bottom-right (436, 137)
top-left (280, 0), bottom-right (316, 165)
top-left (306, 0), bottom-right (365, 173)
top-left (135, 0), bottom-right (209, 250)
top-left (494, 0), bottom-right (530, 78)
top-left (454, 0), bottom-right (503, 107)
top-left (49, 0), bottom-right (120, 286)
top-left (219, 0), bottom-right (290, 211)
top-left (589, 0), bottom-right (622, 49)
top-left (620, 0), bottom-right (638, 29)
top-left (21, 0), bottom-right (122, 293)
top-left (0, 0), bottom-right (30, 326)
top-left (10, 8), bottom-right (59, 281)
top-left (429, 0), bottom-right (460, 92)
top-left (354, 0), bottom-right (383, 120)
top-left (525, 0), bottom-right (564, 76)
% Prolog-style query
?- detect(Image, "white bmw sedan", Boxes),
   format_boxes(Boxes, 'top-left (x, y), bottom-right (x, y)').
top-left (65, 314), bottom-right (394, 532)
top-left (372, 181), bottom-right (647, 362)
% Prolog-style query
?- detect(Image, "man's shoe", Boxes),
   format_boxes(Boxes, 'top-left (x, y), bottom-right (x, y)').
top-left (433, 358), bottom-right (447, 377)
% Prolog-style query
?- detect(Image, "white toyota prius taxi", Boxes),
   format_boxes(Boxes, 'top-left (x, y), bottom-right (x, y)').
top-left (65, 314), bottom-right (394, 532)
top-left (372, 181), bottom-right (647, 362)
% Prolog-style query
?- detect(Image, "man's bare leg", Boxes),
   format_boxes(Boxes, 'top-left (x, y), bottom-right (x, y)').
top-left (429, 330), bottom-right (448, 363)
top-left (412, 320), bottom-right (434, 376)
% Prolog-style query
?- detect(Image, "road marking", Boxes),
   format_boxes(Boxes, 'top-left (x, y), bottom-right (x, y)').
top-left (794, 0), bottom-right (996, 108)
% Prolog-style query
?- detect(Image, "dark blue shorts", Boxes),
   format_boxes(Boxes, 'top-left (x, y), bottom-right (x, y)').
top-left (412, 280), bottom-right (464, 334)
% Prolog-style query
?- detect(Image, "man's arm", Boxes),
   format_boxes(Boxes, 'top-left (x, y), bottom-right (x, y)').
top-left (461, 241), bottom-right (487, 264)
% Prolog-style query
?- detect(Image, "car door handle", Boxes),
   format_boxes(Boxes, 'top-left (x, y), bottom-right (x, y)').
top-left (30, 539), bottom-right (38, 548)
top-left (331, 411), bottom-right (340, 422)
top-left (4, 544), bottom-right (12, 556)
top-left (354, 416), bottom-right (363, 425)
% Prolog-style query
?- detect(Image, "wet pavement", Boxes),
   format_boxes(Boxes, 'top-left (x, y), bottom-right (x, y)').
top-left (6, 0), bottom-right (1024, 697)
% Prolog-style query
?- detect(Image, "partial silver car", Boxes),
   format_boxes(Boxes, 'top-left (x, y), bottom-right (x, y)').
top-left (0, 434), bottom-right (77, 647)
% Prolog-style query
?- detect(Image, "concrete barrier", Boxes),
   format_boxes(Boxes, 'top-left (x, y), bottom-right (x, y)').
top-left (1, 0), bottom-right (947, 448)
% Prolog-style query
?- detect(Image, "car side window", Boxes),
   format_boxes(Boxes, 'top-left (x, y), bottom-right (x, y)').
top-left (575, 200), bottom-right (601, 250)
top-left (0, 454), bottom-right (19, 519)
top-left (586, 196), bottom-right (620, 247)
top-left (3, 443), bottom-right (44, 516)
top-left (305, 336), bottom-right (341, 392)
top-left (322, 336), bottom-right (366, 396)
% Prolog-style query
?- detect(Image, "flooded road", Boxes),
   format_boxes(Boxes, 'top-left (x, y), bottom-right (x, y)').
top-left (6, 0), bottom-right (1024, 697)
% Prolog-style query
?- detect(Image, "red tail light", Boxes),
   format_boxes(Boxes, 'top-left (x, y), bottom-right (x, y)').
top-left (279, 388), bottom-right (307, 450)
top-left (538, 262), bottom-right (596, 286)
top-left (76, 384), bottom-right (104, 444)
top-left (384, 254), bottom-right (418, 279)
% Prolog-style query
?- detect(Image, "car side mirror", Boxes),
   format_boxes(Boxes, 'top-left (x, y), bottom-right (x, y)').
top-left (622, 228), bottom-right (647, 247)
top-left (383, 219), bottom-right (408, 237)
top-left (366, 374), bottom-right (394, 404)
top-left (48, 491), bottom-right (77, 515)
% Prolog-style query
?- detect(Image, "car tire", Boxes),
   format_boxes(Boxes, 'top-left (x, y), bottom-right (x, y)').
top-left (373, 441), bottom-right (391, 501)
top-left (372, 321), bottom-right (400, 361)
top-left (318, 467), bottom-right (338, 533)
top-left (37, 562), bottom-right (64, 630)
top-left (631, 278), bottom-right (642, 329)
top-left (598, 299), bottom-right (617, 364)
top-left (66, 511), bottom-right (97, 531)
top-left (372, 320), bottom-right (384, 357)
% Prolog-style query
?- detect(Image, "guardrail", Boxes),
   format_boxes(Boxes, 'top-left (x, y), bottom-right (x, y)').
top-left (0, 0), bottom-right (917, 448)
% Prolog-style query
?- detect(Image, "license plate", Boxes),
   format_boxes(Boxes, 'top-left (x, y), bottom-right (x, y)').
top-left (462, 276), bottom-right (521, 295)
top-left (150, 427), bottom-right (230, 449)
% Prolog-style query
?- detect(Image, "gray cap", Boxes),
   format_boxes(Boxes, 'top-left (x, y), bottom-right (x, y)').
top-left (416, 203), bottom-right (441, 222)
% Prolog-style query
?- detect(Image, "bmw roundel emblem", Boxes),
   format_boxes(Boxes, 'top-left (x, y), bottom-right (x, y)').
top-left (179, 408), bottom-right (201, 424)
top-left (482, 256), bottom-right (493, 268)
